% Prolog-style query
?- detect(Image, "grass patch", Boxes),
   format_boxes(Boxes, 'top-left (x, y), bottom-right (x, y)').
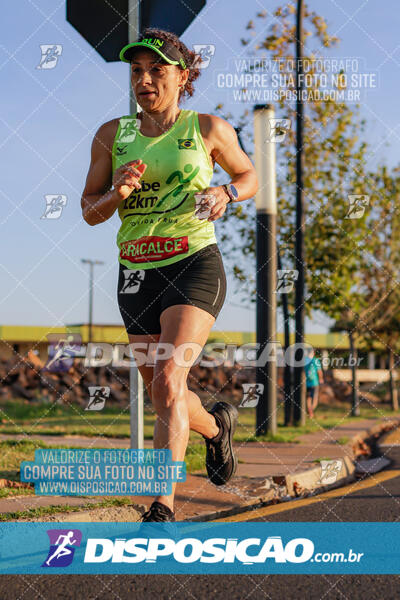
top-left (336, 436), bottom-right (350, 445)
top-left (0, 439), bottom-right (53, 496)
top-left (184, 444), bottom-right (206, 473)
top-left (0, 399), bottom-right (395, 445)
top-left (235, 404), bottom-right (395, 443)
top-left (0, 401), bottom-right (152, 438)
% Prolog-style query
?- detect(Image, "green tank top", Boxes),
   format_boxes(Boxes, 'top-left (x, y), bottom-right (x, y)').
top-left (112, 109), bottom-right (216, 270)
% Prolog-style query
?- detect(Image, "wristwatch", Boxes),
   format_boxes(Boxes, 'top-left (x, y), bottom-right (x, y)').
top-left (222, 183), bottom-right (239, 203)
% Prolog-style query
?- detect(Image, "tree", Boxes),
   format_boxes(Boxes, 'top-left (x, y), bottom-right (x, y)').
top-left (356, 165), bottom-right (400, 411)
top-left (215, 2), bottom-right (369, 422)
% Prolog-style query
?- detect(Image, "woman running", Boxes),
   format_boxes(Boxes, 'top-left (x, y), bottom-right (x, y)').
top-left (81, 28), bottom-right (258, 522)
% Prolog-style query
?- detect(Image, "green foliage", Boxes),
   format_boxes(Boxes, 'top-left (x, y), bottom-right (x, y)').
top-left (354, 165), bottom-right (400, 352)
top-left (217, 2), bottom-right (371, 329)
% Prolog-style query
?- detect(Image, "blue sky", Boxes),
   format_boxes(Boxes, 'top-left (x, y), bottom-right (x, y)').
top-left (1, 0), bottom-right (399, 334)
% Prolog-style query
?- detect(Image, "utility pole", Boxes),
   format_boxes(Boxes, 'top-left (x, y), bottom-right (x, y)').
top-left (293, 0), bottom-right (306, 426)
top-left (128, 0), bottom-right (140, 116)
top-left (127, 1), bottom-right (144, 450)
top-left (277, 246), bottom-right (293, 425)
top-left (253, 104), bottom-right (277, 436)
top-left (81, 259), bottom-right (104, 344)
top-left (236, 124), bottom-right (289, 429)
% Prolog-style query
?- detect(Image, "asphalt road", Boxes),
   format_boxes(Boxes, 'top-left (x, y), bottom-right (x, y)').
top-left (1, 448), bottom-right (400, 599)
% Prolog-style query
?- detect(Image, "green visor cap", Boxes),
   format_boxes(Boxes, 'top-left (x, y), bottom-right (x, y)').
top-left (119, 38), bottom-right (187, 69)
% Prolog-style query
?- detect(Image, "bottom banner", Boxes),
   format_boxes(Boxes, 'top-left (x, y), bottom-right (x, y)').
top-left (0, 522), bottom-right (398, 574)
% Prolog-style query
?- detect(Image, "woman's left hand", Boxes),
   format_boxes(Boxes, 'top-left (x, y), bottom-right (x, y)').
top-left (194, 186), bottom-right (230, 222)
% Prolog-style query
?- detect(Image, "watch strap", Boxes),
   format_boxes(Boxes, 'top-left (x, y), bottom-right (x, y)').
top-left (222, 184), bottom-right (234, 203)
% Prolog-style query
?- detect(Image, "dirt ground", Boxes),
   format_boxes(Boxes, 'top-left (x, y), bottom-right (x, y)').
top-left (15, 504), bottom-right (146, 522)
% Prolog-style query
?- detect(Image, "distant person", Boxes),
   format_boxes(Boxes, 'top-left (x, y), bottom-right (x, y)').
top-left (304, 348), bottom-right (324, 418)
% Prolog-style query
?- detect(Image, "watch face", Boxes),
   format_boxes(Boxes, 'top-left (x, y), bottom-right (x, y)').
top-left (229, 184), bottom-right (239, 199)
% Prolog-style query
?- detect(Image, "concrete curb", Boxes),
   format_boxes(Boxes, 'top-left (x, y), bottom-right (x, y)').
top-left (188, 419), bottom-right (398, 522)
top-left (371, 417), bottom-right (400, 447)
top-left (285, 455), bottom-right (355, 497)
top-left (375, 418), bottom-right (400, 465)
top-left (285, 419), bottom-right (400, 498)
top-left (352, 417), bottom-right (400, 460)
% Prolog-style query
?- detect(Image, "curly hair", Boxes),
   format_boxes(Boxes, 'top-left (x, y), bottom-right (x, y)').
top-left (138, 28), bottom-right (202, 102)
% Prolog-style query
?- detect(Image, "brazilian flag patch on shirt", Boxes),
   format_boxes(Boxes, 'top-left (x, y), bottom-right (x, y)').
top-left (178, 138), bottom-right (197, 150)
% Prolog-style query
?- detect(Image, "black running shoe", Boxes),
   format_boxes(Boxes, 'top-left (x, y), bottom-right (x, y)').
top-left (140, 501), bottom-right (175, 522)
top-left (204, 401), bottom-right (238, 486)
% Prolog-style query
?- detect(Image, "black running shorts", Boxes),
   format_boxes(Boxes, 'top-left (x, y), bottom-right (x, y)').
top-left (117, 243), bottom-right (226, 335)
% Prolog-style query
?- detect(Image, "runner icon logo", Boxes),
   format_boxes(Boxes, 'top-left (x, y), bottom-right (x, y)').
top-left (346, 195), bottom-right (370, 219)
top-left (37, 45), bottom-right (62, 69)
top-left (120, 269), bottom-right (145, 293)
top-left (317, 459), bottom-right (343, 485)
top-left (118, 118), bottom-right (140, 143)
top-left (86, 386), bottom-right (111, 411)
top-left (240, 383), bottom-right (264, 408)
top-left (194, 193), bottom-right (216, 220)
top-left (42, 529), bottom-right (82, 567)
top-left (276, 270), bottom-right (299, 294)
top-left (267, 118), bottom-right (291, 142)
top-left (41, 194), bottom-right (67, 219)
top-left (192, 45), bottom-right (215, 69)
top-left (44, 334), bottom-right (82, 373)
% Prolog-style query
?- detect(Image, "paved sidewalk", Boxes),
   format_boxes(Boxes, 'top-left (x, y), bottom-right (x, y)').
top-left (0, 418), bottom-right (384, 521)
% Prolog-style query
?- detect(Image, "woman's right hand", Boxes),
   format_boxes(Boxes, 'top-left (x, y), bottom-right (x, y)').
top-left (112, 159), bottom-right (147, 200)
